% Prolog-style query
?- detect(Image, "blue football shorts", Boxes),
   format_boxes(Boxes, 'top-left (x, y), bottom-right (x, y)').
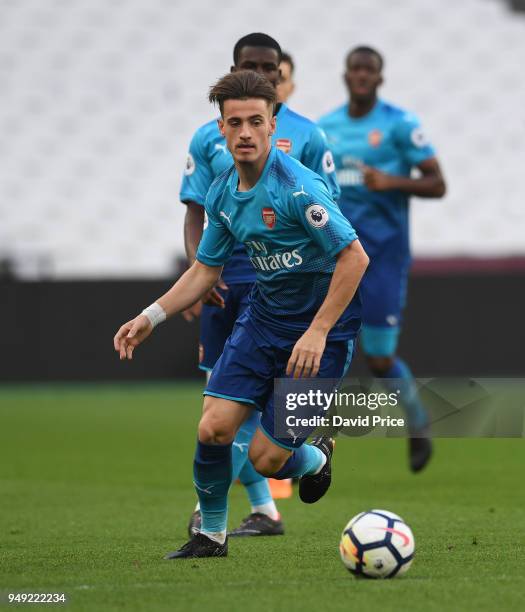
top-left (359, 255), bottom-right (410, 357)
top-left (199, 282), bottom-right (252, 371)
top-left (204, 309), bottom-right (355, 449)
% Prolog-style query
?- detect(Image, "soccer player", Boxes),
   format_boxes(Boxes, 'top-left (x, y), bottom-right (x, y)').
top-left (114, 70), bottom-right (368, 558)
top-left (318, 46), bottom-right (446, 471)
top-left (180, 33), bottom-right (339, 536)
top-left (276, 52), bottom-right (295, 103)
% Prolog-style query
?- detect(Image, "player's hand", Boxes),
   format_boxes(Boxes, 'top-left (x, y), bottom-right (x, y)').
top-left (181, 301), bottom-right (202, 322)
top-left (361, 165), bottom-right (394, 191)
top-left (202, 278), bottom-right (228, 308)
top-left (286, 327), bottom-right (327, 379)
top-left (113, 314), bottom-right (153, 361)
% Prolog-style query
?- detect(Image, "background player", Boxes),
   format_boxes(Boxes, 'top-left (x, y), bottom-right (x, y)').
top-left (114, 70), bottom-right (368, 558)
top-left (180, 33), bottom-right (340, 536)
top-left (276, 52), bottom-right (295, 103)
top-left (318, 46), bottom-right (446, 471)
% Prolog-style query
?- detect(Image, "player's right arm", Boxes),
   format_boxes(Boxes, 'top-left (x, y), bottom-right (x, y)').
top-left (362, 114), bottom-right (446, 197)
top-left (181, 201), bottom-right (206, 320)
top-left (114, 202), bottom-right (235, 360)
top-left (184, 201), bottom-right (205, 266)
top-left (286, 179), bottom-right (368, 378)
top-left (180, 129), bottom-right (227, 320)
top-left (113, 261), bottom-right (222, 360)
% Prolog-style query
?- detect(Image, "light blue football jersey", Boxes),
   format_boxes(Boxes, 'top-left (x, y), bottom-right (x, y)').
top-left (318, 99), bottom-right (435, 261)
top-left (196, 146), bottom-right (361, 341)
top-left (181, 103), bottom-right (340, 284)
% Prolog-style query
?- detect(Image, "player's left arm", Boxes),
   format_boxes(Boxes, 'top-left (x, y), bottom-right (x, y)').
top-left (286, 184), bottom-right (369, 378)
top-left (363, 157), bottom-right (446, 197)
top-left (363, 115), bottom-right (446, 198)
top-left (301, 126), bottom-right (341, 201)
top-left (286, 239), bottom-right (369, 378)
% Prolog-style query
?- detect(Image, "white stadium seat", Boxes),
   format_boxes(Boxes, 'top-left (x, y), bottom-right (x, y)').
top-left (1, 0), bottom-right (524, 277)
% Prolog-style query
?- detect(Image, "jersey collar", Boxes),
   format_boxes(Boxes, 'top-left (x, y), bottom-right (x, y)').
top-left (229, 146), bottom-right (277, 200)
top-left (346, 98), bottom-right (382, 122)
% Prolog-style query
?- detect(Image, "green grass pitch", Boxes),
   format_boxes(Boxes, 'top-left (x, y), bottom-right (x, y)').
top-left (1, 383), bottom-right (524, 611)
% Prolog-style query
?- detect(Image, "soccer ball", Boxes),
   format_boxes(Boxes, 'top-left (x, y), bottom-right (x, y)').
top-left (339, 509), bottom-right (415, 578)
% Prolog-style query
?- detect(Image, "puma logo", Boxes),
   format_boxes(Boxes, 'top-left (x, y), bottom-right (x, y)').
top-left (220, 211), bottom-right (232, 225)
top-left (287, 428), bottom-right (299, 444)
top-left (293, 185), bottom-right (309, 197)
top-left (233, 442), bottom-right (249, 453)
top-left (193, 481), bottom-right (214, 495)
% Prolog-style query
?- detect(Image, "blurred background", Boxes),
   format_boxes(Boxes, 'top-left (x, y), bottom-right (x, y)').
top-left (1, 0), bottom-right (525, 381)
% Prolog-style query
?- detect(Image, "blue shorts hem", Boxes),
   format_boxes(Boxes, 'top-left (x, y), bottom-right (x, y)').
top-left (259, 422), bottom-right (299, 451)
top-left (198, 364), bottom-right (213, 372)
top-left (203, 390), bottom-right (261, 410)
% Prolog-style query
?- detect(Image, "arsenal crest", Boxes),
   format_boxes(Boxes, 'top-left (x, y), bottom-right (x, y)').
top-left (275, 138), bottom-right (292, 153)
top-left (368, 129), bottom-right (382, 147)
top-left (262, 207), bottom-right (276, 229)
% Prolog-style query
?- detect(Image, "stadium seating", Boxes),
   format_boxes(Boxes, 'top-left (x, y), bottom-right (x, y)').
top-left (1, 0), bottom-right (524, 278)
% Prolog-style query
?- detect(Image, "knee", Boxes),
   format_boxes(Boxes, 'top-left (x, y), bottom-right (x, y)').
top-left (198, 412), bottom-right (235, 445)
top-left (249, 448), bottom-right (287, 477)
top-left (366, 355), bottom-right (394, 377)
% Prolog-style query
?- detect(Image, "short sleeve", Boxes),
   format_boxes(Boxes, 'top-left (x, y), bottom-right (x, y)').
top-left (392, 113), bottom-right (436, 167)
top-left (292, 178), bottom-right (357, 258)
top-left (195, 197), bottom-right (235, 267)
top-left (301, 126), bottom-right (341, 201)
top-left (179, 130), bottom-right (215, 206)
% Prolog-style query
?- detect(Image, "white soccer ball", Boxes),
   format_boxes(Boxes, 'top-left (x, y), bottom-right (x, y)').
top-left (339, 509), bottom-right (415, 578)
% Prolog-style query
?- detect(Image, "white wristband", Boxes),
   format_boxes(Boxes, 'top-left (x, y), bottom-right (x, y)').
top-left (141, 302), bottom-right (167, 329)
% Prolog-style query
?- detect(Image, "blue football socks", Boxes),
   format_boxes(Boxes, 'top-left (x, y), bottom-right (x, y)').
top-left (378, 358), bottom-right (428, 431)
top-left (272, 443), bottom-right (325, 480)
top-left (231, 410), bottom-right (259, 481)
top-left (238, 455), bottom-right (273, 507)
top-left (193, 440), bottom-right (232, 538)
top-left (234, 411), bottom-right (277, 516)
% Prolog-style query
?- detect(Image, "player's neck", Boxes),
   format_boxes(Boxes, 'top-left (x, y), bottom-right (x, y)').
top-left (236, 145), bottom-right (272, 192)
top-left (348, 96), bottom-right (377, 118)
